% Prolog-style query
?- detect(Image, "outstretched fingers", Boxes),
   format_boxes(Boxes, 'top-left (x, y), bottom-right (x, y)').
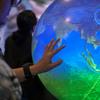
top-left (52, 45), bottom-right (65, 55)
top-left (49, 38), bottom-right (60, 50)
top-left (47, 39), bottom-right (54, 49)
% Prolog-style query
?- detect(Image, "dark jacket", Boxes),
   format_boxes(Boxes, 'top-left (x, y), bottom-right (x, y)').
top-left (4, 31), bottom-right (57, 100)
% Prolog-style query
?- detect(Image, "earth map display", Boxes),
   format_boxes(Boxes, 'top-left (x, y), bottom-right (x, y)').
top-left (32, 0), bottom-right (100, 99)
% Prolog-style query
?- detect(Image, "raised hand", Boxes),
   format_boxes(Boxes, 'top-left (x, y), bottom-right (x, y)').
top-left (34, 39), bottom-right (65, 73)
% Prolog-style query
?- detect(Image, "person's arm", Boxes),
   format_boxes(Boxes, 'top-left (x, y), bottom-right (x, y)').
top-left (13, 39), bottom-right (65, 82)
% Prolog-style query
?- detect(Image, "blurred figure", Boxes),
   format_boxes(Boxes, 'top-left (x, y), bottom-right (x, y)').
top-left (0, 1), bottom-right (22, 100)
top-left (4, 10), bottom-right (57, 100)
top-left (2, 0), bottom-right (53, 53)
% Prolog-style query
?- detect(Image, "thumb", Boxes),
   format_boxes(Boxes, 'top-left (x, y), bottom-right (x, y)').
top-left (50, 59), bottom-right (63, 69)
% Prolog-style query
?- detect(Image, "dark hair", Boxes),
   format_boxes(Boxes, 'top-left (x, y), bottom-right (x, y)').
top-left (17, 10), bottom-right (37, 32)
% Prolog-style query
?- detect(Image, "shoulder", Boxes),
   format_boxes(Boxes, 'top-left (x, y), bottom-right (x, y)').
top-left (5, 34), bottom-right (14, 47)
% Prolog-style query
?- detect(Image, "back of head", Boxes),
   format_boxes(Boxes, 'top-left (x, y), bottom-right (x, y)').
top-left (17, 10), bottom-right (37, 32)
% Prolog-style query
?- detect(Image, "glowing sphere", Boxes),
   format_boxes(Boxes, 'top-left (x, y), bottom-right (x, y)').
top-left (32, 0), bottom-right (100, 99)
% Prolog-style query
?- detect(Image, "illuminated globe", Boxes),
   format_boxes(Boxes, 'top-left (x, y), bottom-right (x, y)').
top-left (32, 0), bottom-right (100, 100)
